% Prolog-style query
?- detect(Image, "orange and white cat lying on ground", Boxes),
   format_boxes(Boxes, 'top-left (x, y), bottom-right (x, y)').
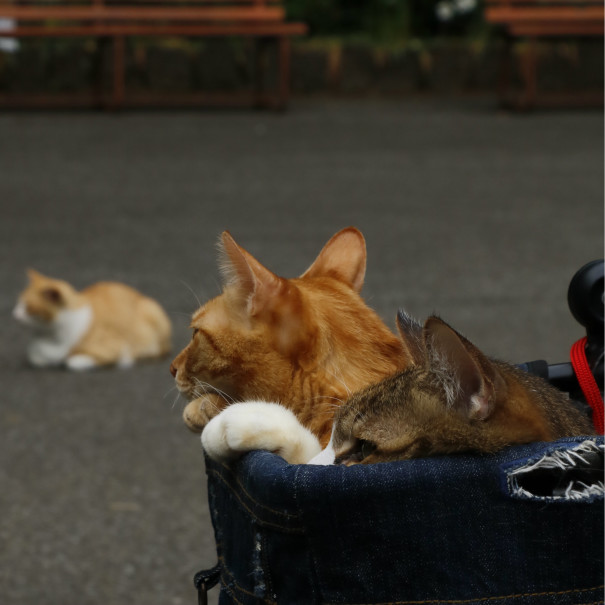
top-left (201, 313), bottom-right (596, 465)
top-left (14, 269), bottom-right (172, 370)
top-left (170, 227), bottom-right (410, 446)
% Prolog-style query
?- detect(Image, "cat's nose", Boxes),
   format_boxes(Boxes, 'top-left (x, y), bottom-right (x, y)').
top-left (169, 363), bottom-right (177, 377)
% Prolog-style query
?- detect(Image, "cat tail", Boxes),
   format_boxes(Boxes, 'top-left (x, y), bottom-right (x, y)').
top-left (201, 402), bottom-right (322, 464)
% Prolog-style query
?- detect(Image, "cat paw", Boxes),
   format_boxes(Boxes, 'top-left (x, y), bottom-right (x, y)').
top-left (65, 354), bottom-right (97, 371)
top-left (183, 394), bottom-right (228, 433)
top-left (201, 402), bottom-right (321, 464)
top-left (117, 349), bottom-right (134, 369)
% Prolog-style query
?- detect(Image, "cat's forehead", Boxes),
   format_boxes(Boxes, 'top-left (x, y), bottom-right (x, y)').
top-left (23, 276), bottom-right (53, 296)
top-left (191, 296), bottom-right (232, 330)
top-left (26, 272), bottom-right (61, 291)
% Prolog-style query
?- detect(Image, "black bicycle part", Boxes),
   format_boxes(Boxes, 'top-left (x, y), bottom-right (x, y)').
top-left (194, 563), bottom-right (221, 605)
top-left (520, 259), bottom-right (604, 405)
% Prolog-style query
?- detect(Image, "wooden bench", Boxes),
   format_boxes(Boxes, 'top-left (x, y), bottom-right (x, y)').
top-left (0, 0), bottom-right (307, 109)
top-left (484, 0), bottom-right (604, 108)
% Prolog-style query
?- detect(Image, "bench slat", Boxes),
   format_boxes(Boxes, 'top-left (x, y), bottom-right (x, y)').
top-left (507, 23), bottom-right (604, 35)
top-left (485, 6), bottom-right (604, 21)
top-left (0, 22), bottom-right (307, 35)
top-left (0, 0), bottom-right (286, 3)
top-left (0, 5), bottom-right (284, 20)
top-left (485, 0), bottom-right (603, 4)
top-left (0, 0), bottom-right (284, 4)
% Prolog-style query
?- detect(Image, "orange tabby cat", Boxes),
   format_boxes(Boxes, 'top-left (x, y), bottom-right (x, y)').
top-left (14, 269), bottom-right (172, 370)
top-left (170, 227), bottom-right (408, 446)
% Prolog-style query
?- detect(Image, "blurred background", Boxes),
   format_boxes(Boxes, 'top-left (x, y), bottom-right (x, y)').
top-left (0, 1), bottom-right (603, 604)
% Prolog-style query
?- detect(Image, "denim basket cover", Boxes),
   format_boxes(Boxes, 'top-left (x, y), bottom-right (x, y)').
top-left (204, 436), bottom-right (604, 605)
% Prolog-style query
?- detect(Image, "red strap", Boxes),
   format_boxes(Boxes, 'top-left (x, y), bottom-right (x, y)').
top-left (570, 337), bottom-right (604, 434)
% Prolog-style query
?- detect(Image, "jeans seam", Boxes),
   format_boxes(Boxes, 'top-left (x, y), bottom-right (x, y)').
top-left (214, 460), bottom-right (300, 519)
top-left (218, 554), bottom-right (278, 605)
top-left (326, 584), bottom-right (605, 605)
top-left (209, 468), bottom-right (305, 534)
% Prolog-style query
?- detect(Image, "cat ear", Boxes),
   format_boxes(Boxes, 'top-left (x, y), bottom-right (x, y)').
top-left (219, 231), bottom-right (282, 316)
top-left (27, 268), bottom-right (44, 283)
top-left (396, 309), bottom-right (425, 365)
top-left (423, 317), bottom-right (500, 421)
top-left (301, 227), bottom-right (366, 293)
top-left (41, 286), bottom-right (64, 306)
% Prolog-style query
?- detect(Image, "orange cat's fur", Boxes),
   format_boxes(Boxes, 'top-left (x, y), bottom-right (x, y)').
top-left (14, 269), bottom-right (172, 370)
top-left (170, 227), bottom-right (408, 446)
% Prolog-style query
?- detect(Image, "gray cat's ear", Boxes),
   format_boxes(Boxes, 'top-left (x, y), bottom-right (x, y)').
top-left (396, 309), bottom-right (425, 365)
top-left (301, 227), bottom-right (366, 293)
top-left (423, 316), bottom-right (499, 421)
top-left (219, 231), bottom-right (282, 316)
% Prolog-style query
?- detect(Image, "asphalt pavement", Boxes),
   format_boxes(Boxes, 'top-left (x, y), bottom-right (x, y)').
top-left (0, 97), bottom-right (603, 605)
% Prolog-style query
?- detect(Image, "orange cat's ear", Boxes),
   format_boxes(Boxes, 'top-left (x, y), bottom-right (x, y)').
top-left (301, 227), bottom-right (366, 293)
top-left (41, 286), bottom-right (65, 306)
top-left (396, 309), bottom-right (424, 365)
top-left (423, 317), bottom-right (500, 421)
top-left (219, 231), bottom-right (282, 316)
top-left (27, 268), bottom-right (44, 283)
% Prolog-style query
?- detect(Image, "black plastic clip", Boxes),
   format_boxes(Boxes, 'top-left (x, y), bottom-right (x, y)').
top-left (194, 563), bottom-right (221, 605)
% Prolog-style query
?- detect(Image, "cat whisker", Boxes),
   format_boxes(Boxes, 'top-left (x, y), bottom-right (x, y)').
top-left (171, 391), bottom-right (183, 411)
top-left (195, 381), bottom-right (235, 404)
top-left (210, 276), bottom-right (224, 297)
top-left (163, 384), bottom-right (179, 399)
top-left (191, 391), bottom-right (222, 414)
top-left (312, 395), bottom-right (346, 406)
top-left (191, 378), bottom-right (236, 405)
top-left (325, 367), bottom-right (353, 398)
top-left (164, 386), bottom-right (183, 411)
top-left (180, 280), bottom-right (203, 309)
top-left (162, 384), bottom-right (187, 411)
top-left (311, 401), bottom-right (345, 417)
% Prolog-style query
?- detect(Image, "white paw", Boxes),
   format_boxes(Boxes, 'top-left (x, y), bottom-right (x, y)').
top-left (117, 349), bottom-right (134, 369)
top-left (65, 354), bottom-right (97, 371)
top-left (201, 401), bottom-right (321, 464)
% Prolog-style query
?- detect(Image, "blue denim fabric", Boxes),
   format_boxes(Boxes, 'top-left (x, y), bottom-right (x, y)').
top-left (204, 437), bottom-right (604, 605)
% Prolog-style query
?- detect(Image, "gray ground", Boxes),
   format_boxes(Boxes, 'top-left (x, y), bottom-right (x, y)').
top-left (0, 98), bottom-right (603, 605)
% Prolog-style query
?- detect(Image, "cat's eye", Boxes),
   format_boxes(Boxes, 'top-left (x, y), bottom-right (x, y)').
top-left (191, 328), bottom-right (199, 339)
top-left (360, 440), bottom-right (376, 460)
top-left (335, 439), bottom-right (377, 465)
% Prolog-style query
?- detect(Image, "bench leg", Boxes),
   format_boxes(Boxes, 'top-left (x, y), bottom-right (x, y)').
top-left (518, 37), bottom-right (538, 110)
top-left (92, 36), bottom-right (111, 108)
top-left (111, 35), bottom-right (125, 109)
top-left (253, 37), bottom-right (270, 108)
top-left (253, 36), bottom-right (290, 109)
top-left (496, 35), bottom-right (512, 108)
top-left (276, 36), bottom-right (290, 110)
